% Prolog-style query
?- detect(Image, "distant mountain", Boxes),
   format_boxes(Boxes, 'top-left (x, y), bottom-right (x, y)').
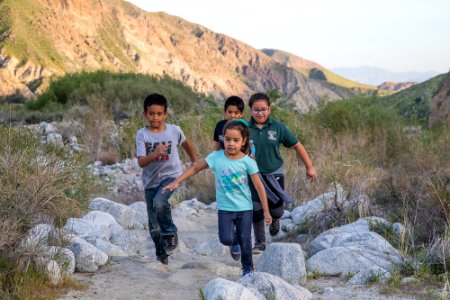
top-left (263, 49), bottom-right (378, 94)
top-left (0, 0), bottom-right (358, 112)
top-left (331, 66), bottom-right (440, 86)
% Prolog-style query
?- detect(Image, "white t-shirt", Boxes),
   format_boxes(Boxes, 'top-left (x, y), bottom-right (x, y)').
top-left (136, 124), bottom-right (186, 189)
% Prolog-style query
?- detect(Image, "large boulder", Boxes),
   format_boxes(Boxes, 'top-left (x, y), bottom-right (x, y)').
top-left (128, 201), bottom-right (148, 230)
top-left (306, 218), bottom-right (404, 276)
top-left (239, 272), bottom-right (312, 300)
top-left (204, 278), bottom-right (260, 300)
top-left (89, 197), bottom-right (135, 229)
top-left (68, 236), bottom-right (108, 272)
top-left (64, 218), bottom-right (110, 241)
top-left (256, 243), bottom-right (307, 285)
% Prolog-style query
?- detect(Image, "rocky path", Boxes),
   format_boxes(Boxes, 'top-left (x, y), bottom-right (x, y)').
top-left (60, 208), bottom-right (416, 300)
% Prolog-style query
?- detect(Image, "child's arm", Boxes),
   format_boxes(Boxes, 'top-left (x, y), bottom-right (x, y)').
top-left (163, 159), bottom-right (209, 192)
top-left (213, 141), bottom-right (221, 151)
top-left (291, 142), bottom-right (317, 181)
top-left (138, 144), bottom-right (168, 168)
top-left (181, 139), bottom-right (198, 165)
top-left (249, 174), bottom-right (272, 225)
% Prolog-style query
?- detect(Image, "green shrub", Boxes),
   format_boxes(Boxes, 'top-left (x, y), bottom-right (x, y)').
top-left (0, 125), bottom-right (91, 297)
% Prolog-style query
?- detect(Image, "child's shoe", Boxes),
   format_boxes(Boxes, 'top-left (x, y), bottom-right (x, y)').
top-left (269, 218), bottom-right (280, 236)
top-left (157, 254), bottom-right (169, 265)
top-left (229, 244), bottom-right (241, 261)
top-left (163, 233), bottom-right (178, 254)
top-left (242, 268), bottom-right (253, 277)
top-left (252, 241), bottom-right (266, 254)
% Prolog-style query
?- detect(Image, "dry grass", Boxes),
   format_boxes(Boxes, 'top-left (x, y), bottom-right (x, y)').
top-left (0, 125), bottom-right (90, 297)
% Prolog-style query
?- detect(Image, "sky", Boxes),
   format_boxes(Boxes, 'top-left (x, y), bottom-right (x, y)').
top-left (126, 0), bottom-right (450, 73)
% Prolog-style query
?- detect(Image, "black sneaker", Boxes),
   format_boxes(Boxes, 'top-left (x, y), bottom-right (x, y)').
top-left (229, 244), bottom-right (241, 261)
top-left (252, 241), bottom-right (266, 254)
top-left (269, 218), bottom-right (280, 236)
top-left (163, 233), bottom-right (178, 254)
top-left (157, 254), bottom-right (168, 265)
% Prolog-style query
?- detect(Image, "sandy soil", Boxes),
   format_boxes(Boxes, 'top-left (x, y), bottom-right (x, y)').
top-left (59, 209), bottom-right (422, 300)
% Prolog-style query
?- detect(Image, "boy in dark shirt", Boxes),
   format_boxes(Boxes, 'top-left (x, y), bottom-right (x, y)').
top-left (213, 96), bottom-right (245, 150)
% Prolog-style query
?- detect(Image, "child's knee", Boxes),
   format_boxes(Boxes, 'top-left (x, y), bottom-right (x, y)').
top-left (219, 235), bottom-right (234, 246)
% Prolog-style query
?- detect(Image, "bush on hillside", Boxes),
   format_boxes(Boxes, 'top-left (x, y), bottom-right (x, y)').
top-left (0, 125), bottom-right (91, 297)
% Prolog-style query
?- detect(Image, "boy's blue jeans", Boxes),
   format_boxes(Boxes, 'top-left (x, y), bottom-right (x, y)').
top-left (144, 177), bottom-right (177, 257)
top-left (218, 210), bottom-right (253, 272)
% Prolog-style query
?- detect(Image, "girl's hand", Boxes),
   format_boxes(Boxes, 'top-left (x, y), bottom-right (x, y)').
top-left (162, 182), bottom-right (178, 193)
top-left (264, 212), bottom-right (272, 225)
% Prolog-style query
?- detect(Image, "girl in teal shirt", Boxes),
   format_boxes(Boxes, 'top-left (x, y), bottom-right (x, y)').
top-left (164, 119), bottom-right (271, 276)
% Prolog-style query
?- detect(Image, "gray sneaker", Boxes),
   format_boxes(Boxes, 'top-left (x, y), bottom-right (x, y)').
top-left (252, 241), bottom-right (266, 254)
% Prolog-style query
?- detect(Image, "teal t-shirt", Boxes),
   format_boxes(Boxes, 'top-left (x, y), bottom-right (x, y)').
top-left (248, 117), bottom-right (298, 174)
top-left (205, 150), bottom-right (259, 211)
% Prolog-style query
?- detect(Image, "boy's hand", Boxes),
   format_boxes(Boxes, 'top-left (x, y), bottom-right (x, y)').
top-left (264, 212), bottom-right (272, 225)
top-left (306, 166), bottom-right (317, 181)
top-left (162, 182), bottom-right (178, 193)
top-left (155, 144), bottom-right (168, 157)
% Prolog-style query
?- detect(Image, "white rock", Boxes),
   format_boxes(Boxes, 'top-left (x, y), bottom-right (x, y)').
top-left (89, 197), bottom-right (135, 229)
top-left (239, 272), bottom-right (312, 300)
top-left (204, 278), bottom-right (259, 300)
top-left (256, 243), bottom-right (307, 285)
top-left (69, 236), bottom-right (108, 272)
top-left (46, 260), bottom-right (62, 285)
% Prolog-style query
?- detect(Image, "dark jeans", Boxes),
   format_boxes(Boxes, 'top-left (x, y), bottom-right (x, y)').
top-left (218, 210), bottom-right (253, 272)
top-left (145, 177), bottom-right (177, 257)
top-left (250, 175), bottom-right (285, 243)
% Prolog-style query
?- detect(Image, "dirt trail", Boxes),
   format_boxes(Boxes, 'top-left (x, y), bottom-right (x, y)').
top-left (60, 209), bottom-right (417, 300)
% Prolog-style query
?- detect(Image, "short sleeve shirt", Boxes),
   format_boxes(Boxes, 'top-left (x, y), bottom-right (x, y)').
top-left (136, 124), bottom-right (186, 189)
top-left (248, 117), bottom-right (298, 174)
top-left (205, 150), bottom-right (259, 211)
top-left (213, 119), bottom-right (227, 149)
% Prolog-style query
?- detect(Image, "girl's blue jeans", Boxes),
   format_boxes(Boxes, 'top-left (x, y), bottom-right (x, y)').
top-left (218, 210), bottom-right (253, 272)
top-left (145, 177), bottom-right (177, 257)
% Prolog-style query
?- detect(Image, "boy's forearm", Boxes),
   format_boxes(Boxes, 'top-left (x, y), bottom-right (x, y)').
top-left (182, 139), bottom-right (198, 163)
top-left (137, 151), bottom-right (161, 168)
top-left (292, 142), bottom-right (314, 169)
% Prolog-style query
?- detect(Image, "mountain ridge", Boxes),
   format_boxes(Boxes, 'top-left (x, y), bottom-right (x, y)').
top-left (331, 65), bottom-right (440, 86)
top-left (0, 0), bottom-right (357, 112)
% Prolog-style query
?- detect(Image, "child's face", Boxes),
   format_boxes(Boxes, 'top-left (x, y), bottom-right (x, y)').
top-left (223, 128), bottom-right (246, 156)
top-left (143, 104), bottom-right (167, 130)
top-left (224, 105), bottom-right (242, 120)
top-left (251, 99), bottom-right (271, 125)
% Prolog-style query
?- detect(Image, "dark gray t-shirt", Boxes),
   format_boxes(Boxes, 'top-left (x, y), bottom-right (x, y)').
top-left (136, 124), bottom-right (186, 189)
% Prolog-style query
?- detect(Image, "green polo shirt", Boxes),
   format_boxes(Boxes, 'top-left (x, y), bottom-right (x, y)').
top-left (248, 117), bottom-right (298, 174)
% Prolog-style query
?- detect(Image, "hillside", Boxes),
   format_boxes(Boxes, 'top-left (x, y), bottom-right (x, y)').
top-left (262, 49), bottom-right (379, 94)
top-left (381, 73), bottom-right (447, 123)
top-left (0, 0), bottom-right (358, 112)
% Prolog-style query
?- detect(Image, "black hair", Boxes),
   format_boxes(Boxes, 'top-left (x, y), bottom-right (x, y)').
top-left (249, 92), bottom-right (270, 108)
top-left (224, 96), bottom-right (244, 113)
top-left (143, 93), bottom-right (168, 113)
top-left (222, 120), bottom-right (250, 154)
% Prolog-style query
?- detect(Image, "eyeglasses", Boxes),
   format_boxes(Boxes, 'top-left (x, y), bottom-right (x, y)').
top-left (251, 107), bottom-right (270, 114)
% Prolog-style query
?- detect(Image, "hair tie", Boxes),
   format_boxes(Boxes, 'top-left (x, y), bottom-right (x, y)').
top-left (235, 119), bottom-right (249, 127)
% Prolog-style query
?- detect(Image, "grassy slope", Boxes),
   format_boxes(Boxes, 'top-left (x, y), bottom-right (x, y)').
top-left (1, 0), bottom-right (64, 68)
top-left (380, 73), bottom-right (446, 123)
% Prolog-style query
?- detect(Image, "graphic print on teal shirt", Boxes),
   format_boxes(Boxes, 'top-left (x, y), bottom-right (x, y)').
top-left (219, 169), bottom-right (248, 193)
top-left (205, 150), bottom-right (259, 211)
